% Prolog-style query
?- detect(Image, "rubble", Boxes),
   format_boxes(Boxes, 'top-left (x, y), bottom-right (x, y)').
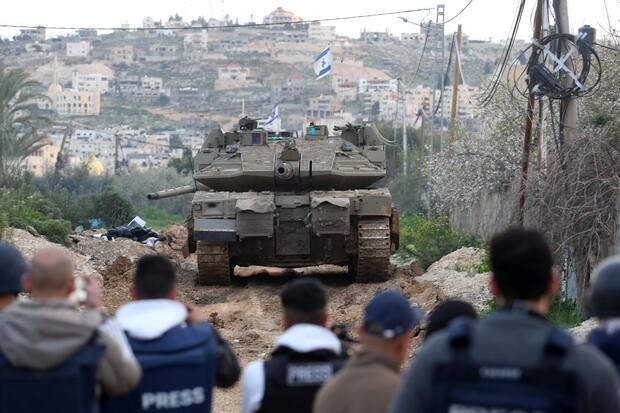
top-left (7, 228), bottom-right (101, 281)
top-left (417, 247), bottom-right (491, 311)
top-left (569, 318), bottom-right (597, 342)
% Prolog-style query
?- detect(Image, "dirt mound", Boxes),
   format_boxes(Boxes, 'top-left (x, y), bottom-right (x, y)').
top-left (7, 228), bottom-right (101, 280)
top-left (154, 223), bottom-right (188, 262)
top-left (427, 247), bottom-right (486, 272)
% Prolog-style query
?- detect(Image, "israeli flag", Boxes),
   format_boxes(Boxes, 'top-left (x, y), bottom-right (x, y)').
top-left (264, 103), bottom-right (280, 126)
top-left (314, 47), bottom-right (332, 80)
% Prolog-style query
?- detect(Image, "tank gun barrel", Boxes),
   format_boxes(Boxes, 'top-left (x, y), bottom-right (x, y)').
top-left (147, 183), bottom-right (207, 200)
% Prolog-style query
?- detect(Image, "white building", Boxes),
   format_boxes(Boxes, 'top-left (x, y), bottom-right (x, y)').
top-left (35, 58), bottom-right (100, 116)
top-left (401, 32), bottom-right (426, 43)
top-left (358, 78), bottom-right (398, 94)
top-left (184, 31), bottom-right (208, 50)
top-left (263, 7), bottom-right (302, 24)
top-left (141, 76), bottom-right (163, 90)
top-left (110, 45), bottom-right (135, 65)
top-left (72, 72), bottom-right (110, 93)
top-left (217, 66), bottom-right (251, 81)
top-left (308, 22), bottom-right (336, 42)
top-left (143, 17), bottom-right (156, 29)
top-left (183, 31), bottom-right (208, 60)
top-left (66, 41), bottom-right (91, 57)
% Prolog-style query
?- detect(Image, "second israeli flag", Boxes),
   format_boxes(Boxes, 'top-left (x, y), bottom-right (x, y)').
top-left (313, 47), bottom-right (332, 80)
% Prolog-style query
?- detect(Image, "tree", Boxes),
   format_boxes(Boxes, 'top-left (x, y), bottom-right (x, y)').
top-left (0, 62), bottom-right (50, 187)
top-left (168, 147), bottom-right (193, 175)
top-left (157, 94), bottom-right (171, 106)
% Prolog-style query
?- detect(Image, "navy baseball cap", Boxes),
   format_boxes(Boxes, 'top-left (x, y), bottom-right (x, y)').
top-left (0, 243), bottom-right (27, 295)
top-left (363, 290), bottom-right (423, 338)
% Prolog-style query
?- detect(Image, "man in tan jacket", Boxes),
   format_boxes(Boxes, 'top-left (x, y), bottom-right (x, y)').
top-left (0, 246), bottom-right (141, 397)
top-left (313, 291), bottom-right (422, 413)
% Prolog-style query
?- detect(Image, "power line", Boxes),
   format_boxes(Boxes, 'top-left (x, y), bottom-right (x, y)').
top-left (0, 8), bottom-right (434, 32)
top-left (408, 23), bottom-right (431, 86)
top-left (444, 0), bottom-right (475, 24)
top-left (479, 0), bottom-right (527, 106)
top-left (593, 41), bottom-right (620, 52)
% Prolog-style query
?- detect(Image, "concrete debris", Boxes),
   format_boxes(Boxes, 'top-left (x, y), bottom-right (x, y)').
top-left (569, 318), bottom-right (597, 342)
top-left (7, 228), bottom-right (101, 282)
top-left (426, 247), bottom-right (487, 273)
top-left (416, 247), bottom-right (491, 311)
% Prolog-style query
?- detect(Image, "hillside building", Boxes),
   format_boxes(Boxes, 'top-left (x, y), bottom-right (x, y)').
top-left (263, 7), bottom-right (302, 25)
top-left (66, 41), bottom-right (91, 57)
top-left (110, 45), bottom-right (135, 65)
top-left (72, 71), bottom-right (110, 93)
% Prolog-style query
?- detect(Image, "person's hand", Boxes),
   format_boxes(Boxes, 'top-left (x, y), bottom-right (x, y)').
top-left (81, 275), bottom-right (103, 310)
top-left (185, 303), bottom-right (204, 324)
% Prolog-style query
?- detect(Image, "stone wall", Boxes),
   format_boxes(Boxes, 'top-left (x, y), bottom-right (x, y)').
top-left (448, 190), bottom-right (517, 241)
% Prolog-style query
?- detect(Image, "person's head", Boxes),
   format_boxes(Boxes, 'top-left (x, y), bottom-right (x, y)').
top-left (24, 246), bottom-right (74, 299)
top-left (425, 299), bottom-right (478, 340)
top-left (489, 228), bottom-right (558, 312)
top-left (0, 243), bottom-right (28, 309)
top-left (359, 290), bottom-right (423, 367)
top-left (587, 255), bottom-right (620, 320)
top-left (132, 255), bottom-right (177, 300)
top-left (281, 278), bottom-right (328, 329)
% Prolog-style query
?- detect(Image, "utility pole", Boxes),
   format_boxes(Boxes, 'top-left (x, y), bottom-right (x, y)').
top-left (437, 4), bottom-right (446, 152)
top-left (517, 0), bottom-right (543, 225)
top-left (428, 19), bottom-right (436, 193)
top-left (114, 132), bottom-right (120, 176)
top-left (556, 0), bottom-right (577, 145)
top-left (402, 82), bottom-right (407, 176)
top-left (448, 24), bottom-right (463, 142)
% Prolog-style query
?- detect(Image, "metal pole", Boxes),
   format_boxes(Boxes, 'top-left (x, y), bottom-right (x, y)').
top-left (517, 0), bottom-right (543, 225)
top-left (402, 82), bottom-right (407, 175)
top-left (448, 24), bottom-right (463, 142)
top-left (438, 4), bottom-right (446, 152)
top-left (114, 132), bottom-right (120, 176)
top-left (556, 0), bottom-right (577, 145)
top-left (428, 21), bottom-right (436, 201)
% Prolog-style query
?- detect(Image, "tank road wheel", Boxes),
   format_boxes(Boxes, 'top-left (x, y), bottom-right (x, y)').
top-left (196, 241), bottom-right (233, 286)
top-left (351, 217), bottom-right (392, 282)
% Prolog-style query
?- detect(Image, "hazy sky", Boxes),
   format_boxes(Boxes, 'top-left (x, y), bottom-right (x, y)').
top-left (0, 0), bottom-right (618, 42)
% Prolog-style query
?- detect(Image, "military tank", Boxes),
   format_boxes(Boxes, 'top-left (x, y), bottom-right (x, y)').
top-left (148, 117), bottom-right (399, 285)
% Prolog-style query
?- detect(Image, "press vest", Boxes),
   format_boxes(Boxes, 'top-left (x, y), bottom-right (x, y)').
top-left (103, 322), bottom-right (217, 413)
top-left (0, 332), bottom-right (105, 413)
top-left (588, 328), bottom-right (620, 376)
top-left (257, 346), bottom-right (347, 413)
top-left (431, 319), bottom-right (581, 413)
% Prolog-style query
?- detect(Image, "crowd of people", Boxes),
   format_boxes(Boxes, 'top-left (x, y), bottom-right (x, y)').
top-left (0, 227), bottom-right (619, 412)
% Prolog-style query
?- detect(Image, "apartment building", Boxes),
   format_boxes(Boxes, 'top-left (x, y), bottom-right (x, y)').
top-left (72, 71), bottom-right (110, 93)
top-left (66, 41), bottom-right (91, 57)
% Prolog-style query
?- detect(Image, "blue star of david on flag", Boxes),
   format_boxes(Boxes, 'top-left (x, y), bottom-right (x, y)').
top-left (313, 47), bottom-right (332, 80)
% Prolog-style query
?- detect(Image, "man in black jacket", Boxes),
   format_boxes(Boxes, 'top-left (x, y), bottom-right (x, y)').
top-left (390, 228), bottom-right (620, 413)
top-left (241, 278), bottom-right (346, 413)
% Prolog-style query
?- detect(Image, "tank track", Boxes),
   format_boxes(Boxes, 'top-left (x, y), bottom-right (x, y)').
top-left (351, 217), bottom-right (392, 282)
top-left (196, 241), bottom-right (233, 285)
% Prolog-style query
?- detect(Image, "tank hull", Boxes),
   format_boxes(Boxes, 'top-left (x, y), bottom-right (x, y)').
top-left (188, 189), bottom-right (398, 284)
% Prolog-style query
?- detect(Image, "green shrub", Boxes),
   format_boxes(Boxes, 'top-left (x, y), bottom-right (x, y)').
top-left (31, 219), bottom-right (71, 245)
top-left (0, 212), bottom-right (8, 240)
top-left (398, 214), bottom-right (483, 269)
top-left (69, 190), bottom-right (136, 228)
top-left (141, 207), bottom-right (185, 230)
top-left (455, 252), bottom-right (491, 273)
top-left (480, 296), bottom-right (585, 328)
top-left (0, 188), bottom-right (70, 244)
